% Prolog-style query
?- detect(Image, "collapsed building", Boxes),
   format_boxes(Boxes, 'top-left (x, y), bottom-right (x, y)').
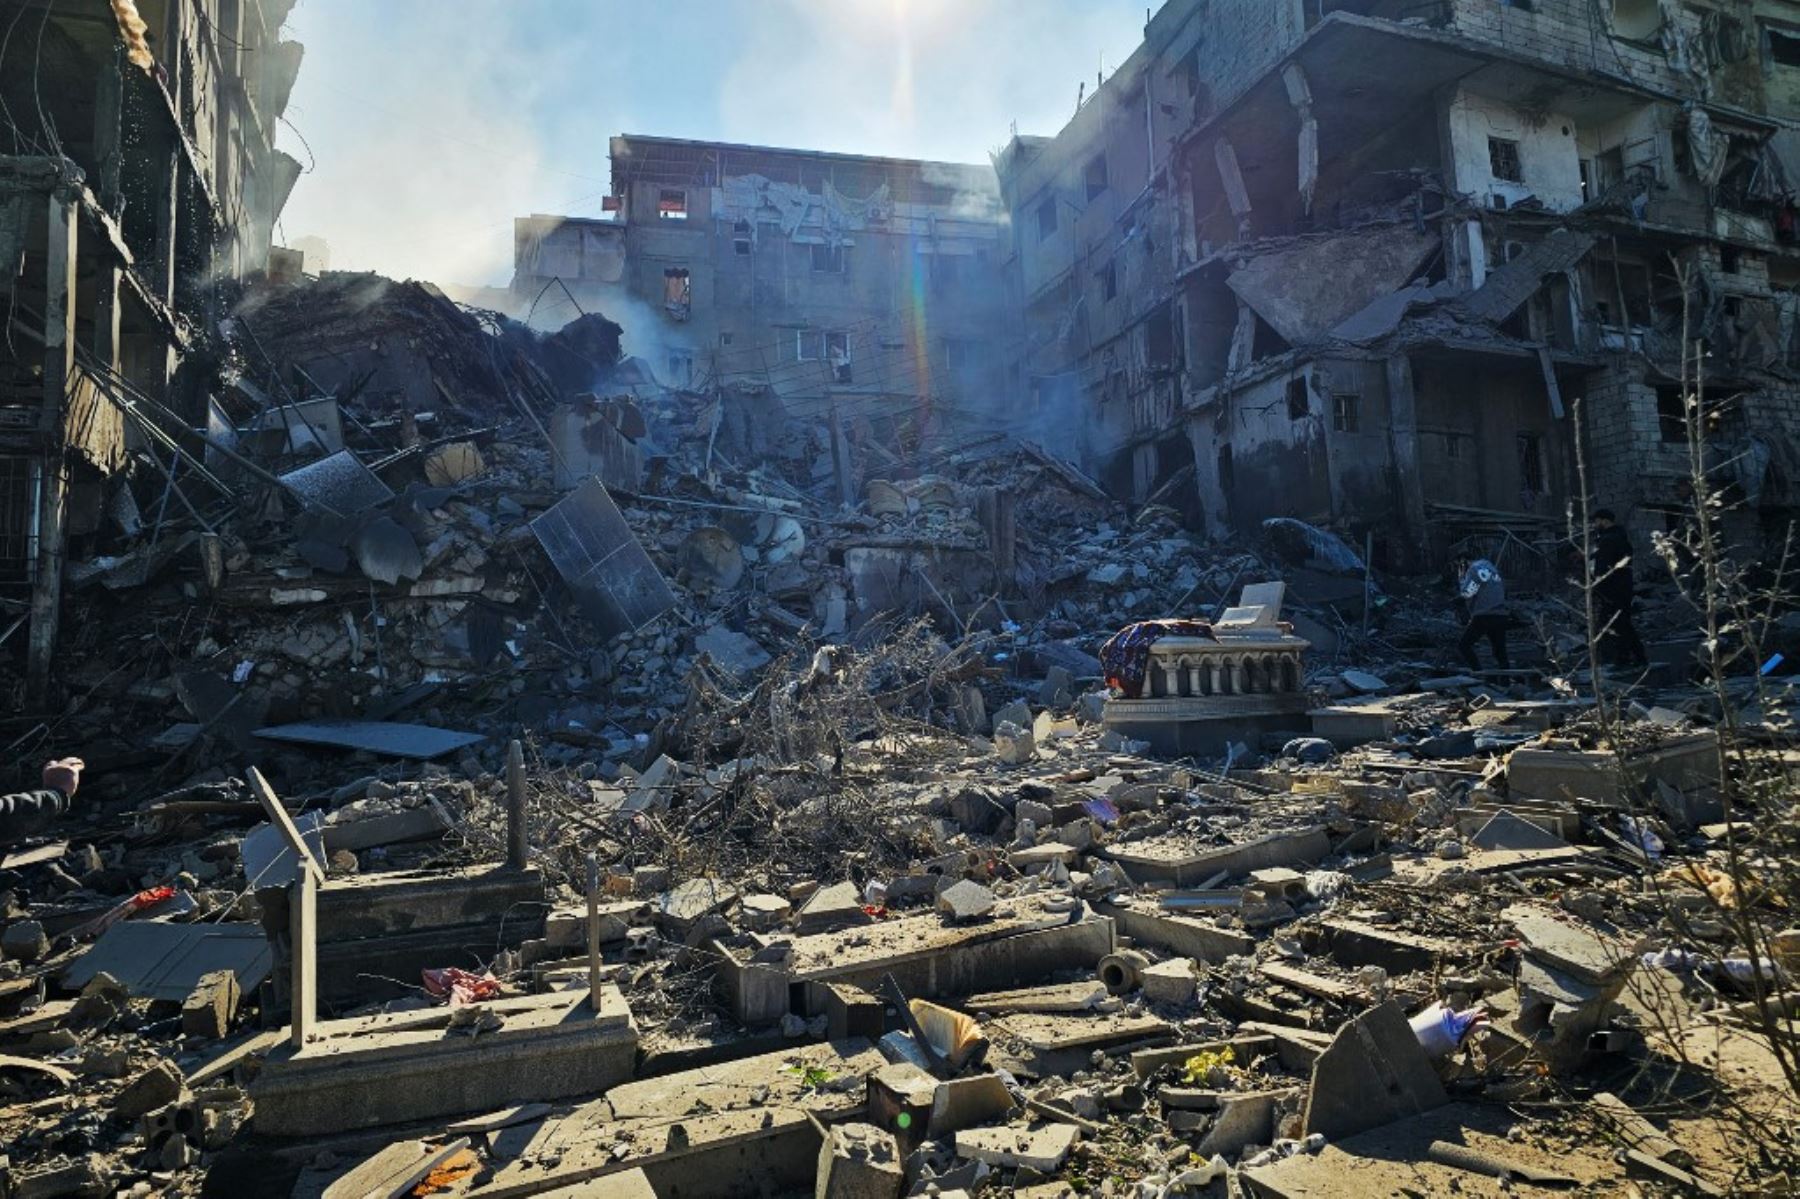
top-left (0, 0), bottom-right (304, 695)
top-left (0, 4), bottom-right (1794, 1199)
top-left (996, 0), bottom-right (1800, 567)
top-left (514, 135), bottom-right (1021, 498)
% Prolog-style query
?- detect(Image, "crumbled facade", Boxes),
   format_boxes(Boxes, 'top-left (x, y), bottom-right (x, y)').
top-left (996, 0), bottom-right (1800, 568)
top-left (513, 135), bottom-right (1019, 473)
top-left (0, 0), bottom-right (305, 692)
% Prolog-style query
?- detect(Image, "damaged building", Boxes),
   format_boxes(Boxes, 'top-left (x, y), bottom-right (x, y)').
top-left (0, 0), bottom-right (304, 693)
top-left (997, 0), bottom-right (1800, 565)
top-left (514, 135), bottom-right (1019, 493)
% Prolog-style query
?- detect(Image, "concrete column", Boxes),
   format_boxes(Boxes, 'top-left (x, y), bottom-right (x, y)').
top-left (1186, 661), bottom-right (1203, 697)
top-left (26, 191), bottom-right (79, 702)
top-left (505, 739), bottom-right (527, 870)
top-left (1160, 659), bottom-right (1180, 698)
top-left (1227, 656), bottom-right (1244, 695)
top-left (1208, 659), bottom-right (1223, 695)
top-left (1213, 139), bottom-right (1252, 239)
top-left (291, 867), bottom-right (317, 1048)
top-left (93, 50), bottom-right (125, 214)
top-left (1384, 354), bottom-right (1428, 556)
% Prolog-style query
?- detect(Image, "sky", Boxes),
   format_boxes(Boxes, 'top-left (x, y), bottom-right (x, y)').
top-left (273, 0), bottom-right (1150, 289)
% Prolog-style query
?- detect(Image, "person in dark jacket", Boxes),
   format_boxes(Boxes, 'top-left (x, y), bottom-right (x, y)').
top-left (1591, 510), bottom-right (1647, 669)
top-left (0, 758), bottom-right (84, 846)
top-left (1456, 557), bottom-right (1511, 671)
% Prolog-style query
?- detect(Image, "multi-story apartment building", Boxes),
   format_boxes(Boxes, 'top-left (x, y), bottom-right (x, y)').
top-left (0, 0), bottom-right (304, 692)
top-left (1001, 0), bottom-right (1800, 568)
top-left (514, 135), bottom-right (1019, 478)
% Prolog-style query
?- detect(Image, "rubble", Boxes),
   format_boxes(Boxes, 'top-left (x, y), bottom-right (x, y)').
top-left (1, 56), bottom-right (1795, 1199)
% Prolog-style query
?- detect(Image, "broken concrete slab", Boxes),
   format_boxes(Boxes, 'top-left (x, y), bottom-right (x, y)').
top-left (694, 625), bottom-right (771, 676)
top-left (1504, 906), bottom-right (1636, 986)
top-left (657, 878), bottom-right (739, 935)
top-left (116, 1059), bottom-right (185, 1119)
top-left (323, 1137), bottom-right (472, 1199)
top-left (797, 881), bottom-right (871, 933)
top-left (1301, 1001), bottom-right (1447, 1141)
top-left (936, 880), bottom-right (997, 923)
top-left (179, 970), bottom-right (241, 1041)
top-left (604, 1039), bottom-right (885, 1122)
top-left (1196, 1087), bottom-right (1299, 1158)
top-left (253, 720), bottom-right (486, 760)
top-left (989, 1010), bottom-right (1171, 1075)
top-left (251, 985), bottom-right (637, 1136)
top-left (1096, 899), bottom-right (1254, 964)
top-left (713, 895), bottom-right (1113, 1025)
top-left (1100, 825), bottom-right (1329, 887)
top-left (954, 1123), bottom-right (1079, 1172)
top-left (62, 921), bottom-right (272, 1003)
top-left (964, 981), bottom-right (1108, 1014)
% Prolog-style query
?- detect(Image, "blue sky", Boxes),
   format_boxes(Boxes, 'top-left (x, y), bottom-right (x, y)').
top-left (274, 0), bottom-right (1149, 287)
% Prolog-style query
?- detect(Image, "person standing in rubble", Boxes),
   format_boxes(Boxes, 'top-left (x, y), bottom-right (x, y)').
top-left (1455, 557), bottom-right (1511, 672)
top-left (0, 759), bottom-right (84, 847)
top-left (1590, 509), bottom-right (1648, 671)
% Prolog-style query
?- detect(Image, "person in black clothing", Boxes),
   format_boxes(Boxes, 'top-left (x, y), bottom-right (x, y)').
top-left (0, 758), bottom-right (84, 847)
top-left (1590, 510), bottom-right (1647, 669)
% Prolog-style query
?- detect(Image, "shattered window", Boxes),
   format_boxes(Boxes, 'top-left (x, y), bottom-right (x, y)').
top-left (733, 220), bottom-right (752, 254)
top-left (663, 268), bottom-right (691, 318)
top-left (811, 243), bottom-right (846, 273)
top-left (1657, 387), bottom-right (1689, 444)
top-left (1517, 432), bottom-right (1545, 492)
top-left (1287, 377), bottom-right (1310, 420)
top-left (1488, 137), bottom-right (1523, 184)
top-left (1086, 154), bottom-right (1109, 201)
top-left (797, 330), bottom-right (852, 366)
top-left (1332, 393), bottom-right (1360, 433)
top-left (1772, 26), bottom-right (1800, 67)
top-left (667, 350), bottom-right (694, 387)
top-left (658, 189), bottom-right (689, 220)
top-left (1038, 196), bottom-right (1058, 241)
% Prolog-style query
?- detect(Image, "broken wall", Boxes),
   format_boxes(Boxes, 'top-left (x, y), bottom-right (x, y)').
top-left (1444, 86), bottom-right (1585, 213)
top-left (1582, 359), bottom-right (1800, 546)
top-left (1411, 356), bottom-right (1567, 516)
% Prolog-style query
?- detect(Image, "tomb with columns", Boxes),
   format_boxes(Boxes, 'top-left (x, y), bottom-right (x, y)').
top-left (1102, 582), bottom-right (1311, 756)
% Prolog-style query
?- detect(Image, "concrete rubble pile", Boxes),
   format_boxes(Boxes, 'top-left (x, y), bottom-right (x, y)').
top-left (1, 271), bottom-right (1795, 1198)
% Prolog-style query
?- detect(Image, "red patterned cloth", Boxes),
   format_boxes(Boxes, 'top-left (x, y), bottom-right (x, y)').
top-left (1100, 619), bottom-right (1216, 698)
top-left (422, 967), bottom-right (503, 1007)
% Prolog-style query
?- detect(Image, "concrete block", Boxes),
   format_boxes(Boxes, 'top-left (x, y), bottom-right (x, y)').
top-left (798, 881), bottom-right (871, 933)
top-left (806, 981), bottom-right (885, 1042)
top-left (1139, 958), bottom-right (1198, 1005)
top-left (936, 881), bottom-right (996, 923)
top-left (741, 893), bottom-right (793, 931)
top-left (116, 1060), bottom-right (185, 1120)
top-left (180, 970), bottom-right (240, 1041)
top-left (2, 919), bottom-right (49, 963)
top-left (1301, 1001), bottom-right (1447, 1141)
top-left (816, 1122), bottom-right (902, 1199)
top-left (955, 1123), bottom-right (1078, 1171)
